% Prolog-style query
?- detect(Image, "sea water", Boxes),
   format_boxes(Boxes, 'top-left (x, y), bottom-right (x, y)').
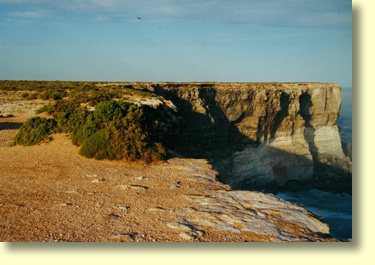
top-left (276, 87), bottom-right (353, 240)
top-left (338, 87), bottom-right (352, 143)
top-left (276, 190), bottom-right (352, 240)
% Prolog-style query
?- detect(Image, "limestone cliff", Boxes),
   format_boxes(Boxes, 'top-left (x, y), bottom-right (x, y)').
top-left (0, 83), bottom-right (350, 241)
top-left (122, 82), bottom-right (352, 194)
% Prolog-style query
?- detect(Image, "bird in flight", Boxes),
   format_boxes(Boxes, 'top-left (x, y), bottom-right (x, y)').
top-left (137, 17), bottom-right (142, 20)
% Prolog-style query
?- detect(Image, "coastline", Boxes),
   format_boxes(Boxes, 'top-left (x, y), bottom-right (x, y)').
top-left (0, 81), bottom-right (352, 241)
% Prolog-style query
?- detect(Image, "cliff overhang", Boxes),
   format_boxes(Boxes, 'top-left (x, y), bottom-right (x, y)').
top-left (117, 82), bottom-right (352, 194)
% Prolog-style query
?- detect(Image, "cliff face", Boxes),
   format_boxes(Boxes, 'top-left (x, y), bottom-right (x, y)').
top-left (130, 82), bottom-right (351, 193)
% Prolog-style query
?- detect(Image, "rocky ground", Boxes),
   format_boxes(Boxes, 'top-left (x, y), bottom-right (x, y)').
top-left (0, 92), bottom-right (340, 242)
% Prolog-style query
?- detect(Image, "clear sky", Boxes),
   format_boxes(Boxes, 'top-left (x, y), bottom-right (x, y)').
top-left (0, 0), bottom-right (352, 87)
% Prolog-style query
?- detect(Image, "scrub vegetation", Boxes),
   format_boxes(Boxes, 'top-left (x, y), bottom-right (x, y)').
top-left (6, 81), bottom-right (167, 163)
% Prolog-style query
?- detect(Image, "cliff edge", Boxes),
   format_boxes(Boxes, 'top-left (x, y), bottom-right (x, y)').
top-left (0, 83), bottom-right (350, 241)
top-left (133, 82), bottom-right (352, 194)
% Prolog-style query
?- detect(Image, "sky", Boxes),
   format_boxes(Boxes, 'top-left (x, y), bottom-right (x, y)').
top-left (0, 0), bottom-right (352, 87)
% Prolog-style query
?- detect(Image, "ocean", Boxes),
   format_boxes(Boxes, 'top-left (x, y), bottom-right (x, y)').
top-left (338, 87), bottom-right (353, 143)
top-left (276, 189), bottom-right (352, 240)
top-left (276, 87), bottom-right (352, 240)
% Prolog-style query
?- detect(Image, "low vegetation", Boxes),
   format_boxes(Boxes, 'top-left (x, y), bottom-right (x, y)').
top-left (12, 117), bottom-right (55, 146)
top-left (6, 80), bottom-right (168, 163)
top-left (0, 80), bottom-right (157, 104)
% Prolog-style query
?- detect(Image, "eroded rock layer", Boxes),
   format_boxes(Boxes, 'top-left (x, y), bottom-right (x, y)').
top-left (137, 82), bottom-right (352, 193)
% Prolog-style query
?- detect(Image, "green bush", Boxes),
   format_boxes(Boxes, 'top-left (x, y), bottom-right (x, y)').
top-left (36, 100), bottom-right (81, 116)
top-left (13, 99), bottom-right (166, 163)
top-left (40, 90), bottom-right (67, 100)
top-left (12, 117), bottom-right (56, 146)
top-left (36, 100), bottom-right (85, 133)
top-left (21, 92), bottom-right (37, 100)
top-left (27, 94), bottom-right (38, 100)
top-left (69, 89), bottom-right (120, 106)
top-left (75, 100), bottom-right (166, 162)
top-left (93, 100), bottom-right (124, 123)
top-left (71, 113), bottom-right (99, 146)
top-left (79, 129), bottom-right (113, 159)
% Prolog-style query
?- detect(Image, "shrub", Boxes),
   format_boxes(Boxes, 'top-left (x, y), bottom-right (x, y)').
top-left (12, 117), bottom-right (56, 146)
top-left (14, 99), bottom-right (166, 163)
top-left (36, 100), bottom-right (85, 133)
top-left (40, 90), bottom-right (66, 100)
top-left (27, 94), bottom-right (38, 100)
top-left (79, 129), bottom-right (113, 159)
top-left (51, 92), bottom-right (63, 100)
top-left (71, 113), bottom-right (99, 146)
top-left (21, 92), bottom-right (37, 100)
top-left (93, 100), bottom-right (124, 123)
top-left (75, 100), bottom-right (166, 162)
top-left (37, 100), bottom-right (81, 116)
top-left (69, 89), bottom-right (120, 106)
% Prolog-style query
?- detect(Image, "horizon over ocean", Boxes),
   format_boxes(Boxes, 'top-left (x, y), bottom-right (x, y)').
top-left (276, 87), bottom-right (352, 240)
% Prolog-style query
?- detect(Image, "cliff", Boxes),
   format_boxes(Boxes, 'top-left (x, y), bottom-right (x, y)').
top-left (0, 82), bottom-right (349, 241)
top-left (127, 82), bottom-right (351, 194)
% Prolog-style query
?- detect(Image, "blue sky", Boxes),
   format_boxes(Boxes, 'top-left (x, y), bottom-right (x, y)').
top-left (0, 0), bottom-right (352, 87)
